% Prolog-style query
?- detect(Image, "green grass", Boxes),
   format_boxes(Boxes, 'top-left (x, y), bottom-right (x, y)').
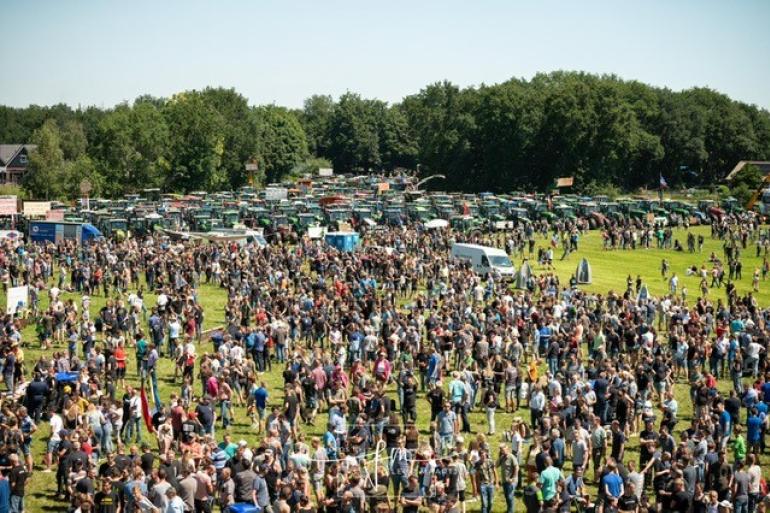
top-left (16, 225), bottom-right (770, 511)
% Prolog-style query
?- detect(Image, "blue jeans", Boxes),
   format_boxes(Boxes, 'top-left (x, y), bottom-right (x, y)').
top-left (503, 481), bottom-right (516, 513)
top-left (102, 422), bottom-right (114, 454)
top-left (124, 416), bottom-right (142, 444)
top-left (440, 434), bottom-right (454, 455)
top-left (481, 484), bottom-right (495, 513)
top-left (548, 356), bottom-right (559, 376)
top-left (736, 496), bottom-right (749, 513)
top-left (10, 495), bottom-right (23, 513)
top-left (276, 344), bottom-right (285, 363)
top-left (220, 400), bottom-right (231, 428)
top-left (391, 474), bottom-right (408, 497)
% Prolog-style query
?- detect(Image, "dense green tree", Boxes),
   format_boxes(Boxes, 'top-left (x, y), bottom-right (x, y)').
top-left (378, 105), bottom-right (419, 171)
top-left (3, 72), bottom-right (770, 197)
top-left (200, 87), bottom-right (259, 188)
top-left (401, 81), bottom-right (478, 190)
top-left (94, 102), bottom-right (170, 194)
top-left (300, 95), bottom-right (335, 158)
top-left (252, 106), bottom-right (309, 183)
top-left (24, 119), bottom-right (66, 199)
top-left (59, 119), bottom-right (88, 160)
top-left (163, 92), bottom-right (227, 191)
top-left (328, 93), bottom-right (383, 172)
top-left (61, 155), bottom-right (102, 198)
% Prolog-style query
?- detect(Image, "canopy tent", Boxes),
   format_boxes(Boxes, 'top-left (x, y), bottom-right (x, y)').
top-left (575, 258), bottom-right (592, 284)
top-left (514, 260), bottom-right (533, 289)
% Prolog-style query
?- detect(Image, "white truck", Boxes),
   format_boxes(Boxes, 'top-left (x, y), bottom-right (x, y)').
top-left (450, 243), bottom-right (515, 278)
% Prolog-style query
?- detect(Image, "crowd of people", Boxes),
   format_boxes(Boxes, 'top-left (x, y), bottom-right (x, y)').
top-left (0, 211), bottom-right (769, 513)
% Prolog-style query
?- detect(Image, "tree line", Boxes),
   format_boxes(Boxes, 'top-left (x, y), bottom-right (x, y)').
top-left (1, 71), bottom-right (769, 199)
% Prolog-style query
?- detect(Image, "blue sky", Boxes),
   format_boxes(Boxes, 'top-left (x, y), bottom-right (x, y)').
top-left (1, 0), bottom-right (769, 109)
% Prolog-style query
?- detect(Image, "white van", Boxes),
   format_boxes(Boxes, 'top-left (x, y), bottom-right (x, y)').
top-left (451, 243), bottom-right (515, 278)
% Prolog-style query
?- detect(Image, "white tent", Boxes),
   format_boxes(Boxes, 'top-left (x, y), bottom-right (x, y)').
top-left (424, 219), bottom-right (449, 229)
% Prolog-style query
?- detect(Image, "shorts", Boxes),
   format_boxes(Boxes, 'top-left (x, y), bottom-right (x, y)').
top-left (47, 439), bottom-right (59, 453)
top-left (21, 441), bottom-right (31, 456)
top-left (117, 367), bottom-right (126, 378)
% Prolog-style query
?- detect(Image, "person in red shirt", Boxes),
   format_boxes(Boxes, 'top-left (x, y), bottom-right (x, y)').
top-left (114, 342), bottom-right (127, 389)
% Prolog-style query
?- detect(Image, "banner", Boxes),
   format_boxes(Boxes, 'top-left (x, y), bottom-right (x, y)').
top-left (0, 196), bottom-right (17, 215)
top-left (6, 286), bottom-right (28, 315)
top-left (46, 209), bottom-right (64, 221)
top-left (23, 201), bottom-right (51, 217)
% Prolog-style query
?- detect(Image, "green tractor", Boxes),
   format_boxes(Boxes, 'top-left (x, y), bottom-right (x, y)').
top-left (450, 215), bottom-right (482, 232)
top-left (554, 204), bottom-right (577, 221)
top-left (291, 213), bottom-right (322, 235)
top-left (221, 210), bottom-right (240, 229)
top-left (191, 214), bottom-right (212, 232)
top-left (102, 218), bottom-right (129, 240)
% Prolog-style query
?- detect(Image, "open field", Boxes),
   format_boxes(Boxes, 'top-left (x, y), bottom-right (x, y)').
top-left (13, 224), bottom-right (770, 512)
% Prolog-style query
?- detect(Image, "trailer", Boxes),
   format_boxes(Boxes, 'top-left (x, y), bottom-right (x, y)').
top-left (28, 221), bottom-right (102, 244)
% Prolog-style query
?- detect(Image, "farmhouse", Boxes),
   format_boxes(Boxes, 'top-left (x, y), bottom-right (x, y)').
top-left (0, 144), bottom-right (36, 184)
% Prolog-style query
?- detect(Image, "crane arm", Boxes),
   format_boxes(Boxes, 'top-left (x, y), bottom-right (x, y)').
top-left (413, 174), bottom-right (446, 191)
top-left (746, 174), bottom-right (770, 210)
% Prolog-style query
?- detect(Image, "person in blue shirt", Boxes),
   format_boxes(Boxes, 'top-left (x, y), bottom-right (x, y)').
top-left (252, 381), bottom-right (269, 433)
top-left (601, 461), bottom-right (624, 500)
top-left (539, 324), bottom-right (553, 353)
top-left (427, 349), bottom-right (442, 385)
top-left (719, 403), bottom-right (732, 449)
top-left (747, 408), bottom-right (763, 454)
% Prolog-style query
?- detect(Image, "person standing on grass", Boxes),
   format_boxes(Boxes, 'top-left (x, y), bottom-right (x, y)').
top-left (436, 402), bottom-right (457, 456)
top-left (167, 315), bottom-right (181, 359)
top-left (538, 455), bottom-right (563, 508)
top-left (498, 444), bottom-right (518, 513)
top-left (123, 387), bottom-right (142, 445)
top-left (7, 454), bottom-right (27, 513)
top-left (475, 449), bottom-right (496, 513)
top-left (45, 406), bottom-right (64, 472)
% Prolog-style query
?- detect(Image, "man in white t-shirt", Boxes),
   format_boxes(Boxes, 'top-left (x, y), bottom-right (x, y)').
top-left (157, 292), bottom-right (169, 313)
top-left (168, 316), bottom-right (181, 354)
top-left (745, 341), bottom-right (765, 377)
top-left (45, 409), bottom-right (64, 472)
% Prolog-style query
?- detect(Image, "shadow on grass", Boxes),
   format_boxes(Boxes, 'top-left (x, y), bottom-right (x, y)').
top-left (30, 491), bottom-right (67, 512)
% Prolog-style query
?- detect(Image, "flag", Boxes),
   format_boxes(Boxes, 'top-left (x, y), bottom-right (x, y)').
top-left (140, 383), bottom-right (155, 433)
top-left (659, 174), bottom-right (668, 188)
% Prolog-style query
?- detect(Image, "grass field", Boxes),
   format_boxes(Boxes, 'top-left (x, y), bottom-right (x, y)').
top-left (15, 225), bottom-right (770, 512)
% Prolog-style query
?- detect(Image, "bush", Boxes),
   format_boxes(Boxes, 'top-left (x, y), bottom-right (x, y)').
top-left (582, 181), bottom-right (621, 200)
top-left (0, 184), bottom-right (27, 199)
top-left (288, 158), bottom-right (333, 180)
